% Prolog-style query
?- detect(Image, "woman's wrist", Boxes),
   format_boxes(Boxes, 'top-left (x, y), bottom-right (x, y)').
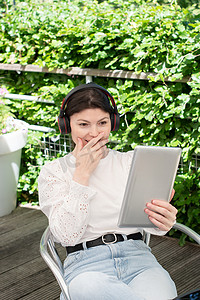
top-left (73, 170), bottom-right (90, 186)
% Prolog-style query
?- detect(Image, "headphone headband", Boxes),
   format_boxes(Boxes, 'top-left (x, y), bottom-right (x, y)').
top-left (58, 82), bottom-right (120, 134)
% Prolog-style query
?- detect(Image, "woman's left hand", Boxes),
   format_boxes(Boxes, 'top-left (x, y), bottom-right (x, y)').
top-left (144, 189), bottom-right (178, 231)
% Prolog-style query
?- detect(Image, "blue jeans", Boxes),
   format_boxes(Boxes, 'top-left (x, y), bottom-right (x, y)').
top-left (61, 239), bottom-right (177, 300)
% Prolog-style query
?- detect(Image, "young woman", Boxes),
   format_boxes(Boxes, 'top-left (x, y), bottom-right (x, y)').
top-left (38, 83), bottom-right (178, 300)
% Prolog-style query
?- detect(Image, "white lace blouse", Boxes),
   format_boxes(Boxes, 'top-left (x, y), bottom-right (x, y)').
top-left (38, 149), bottom-right (166, 247)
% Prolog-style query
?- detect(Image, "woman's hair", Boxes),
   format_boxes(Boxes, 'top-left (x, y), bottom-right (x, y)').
top-left (65, 88), bottom-right (114, 118)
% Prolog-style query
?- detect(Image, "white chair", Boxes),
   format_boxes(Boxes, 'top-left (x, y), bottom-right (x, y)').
top-left (40, 223), bottom-right (200, 300)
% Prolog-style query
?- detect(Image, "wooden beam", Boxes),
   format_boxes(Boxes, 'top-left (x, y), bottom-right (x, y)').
top-left (0, 63), bottom-right (191, 83)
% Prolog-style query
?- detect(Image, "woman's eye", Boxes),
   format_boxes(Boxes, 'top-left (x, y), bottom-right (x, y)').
top-left (99, 121), bottom-right (107, 126)
top-left (79, 123), bottom-right (88, 127)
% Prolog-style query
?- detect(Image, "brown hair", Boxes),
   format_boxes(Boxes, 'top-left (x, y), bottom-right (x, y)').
top-left (65, 88), bottom-right (114, 118)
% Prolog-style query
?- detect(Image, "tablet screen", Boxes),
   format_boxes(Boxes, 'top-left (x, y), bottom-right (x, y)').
top-left (118, 146), bottom-right (182, 228)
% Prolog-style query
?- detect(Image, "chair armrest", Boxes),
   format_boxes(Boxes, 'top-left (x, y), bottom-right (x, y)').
top-left (40, 227), bottom-right (71, 300)
top-left (143, 232), bottom-right (151, 246)
top-left (173, 222), bottom-right (200, 244)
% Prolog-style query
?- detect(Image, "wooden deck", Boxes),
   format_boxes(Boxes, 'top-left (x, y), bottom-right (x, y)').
top-left (0, 206), bottom-right (199, 299)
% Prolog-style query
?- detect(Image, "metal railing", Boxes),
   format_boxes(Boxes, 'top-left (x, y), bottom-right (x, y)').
top-left (2, 68), bottom-right (199, 173)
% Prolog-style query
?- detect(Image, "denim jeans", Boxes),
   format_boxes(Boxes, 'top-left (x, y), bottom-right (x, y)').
top-left (61, 239), bottom-right (177, 300)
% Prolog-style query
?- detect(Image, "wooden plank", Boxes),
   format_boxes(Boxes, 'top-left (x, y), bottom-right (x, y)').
top-left (0, 208), bottom-right (46, 261)
top-left (19, 281), bottom-right (60, 300)
top-left (0, 225), bottom-right (45, 260)
top-left (150, 235), bottom-right (200, 295)
top-left (0, 244), bottom-right (65, 290)
top-left (0, 207), bottom-right (43, 235)
top-left (0, 220), bottom-right (47, 259)
top-left (172, 261), bottom-right (200, 295)
top-left (0, 206), bottom-right (32, 225)
top-left (0, 63), bottom-right (191, 83)
top-left (0, 206), bottom-right (199, 299)
top-left (0, 211), bottom-right (47, 247)
top-left (0, 207), bottom-right (60, 300)
top-left (150, 236), bottom-right (200, 269)
top-left (0, 239), bottom-right (42, 273)
top-left (0, 256), bottom-right (48, 290)
top-left (0, 268), bottom-right (56, 300)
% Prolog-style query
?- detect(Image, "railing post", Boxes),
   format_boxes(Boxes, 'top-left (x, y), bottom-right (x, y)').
top-left (86, 76), bottom-right (93, 83)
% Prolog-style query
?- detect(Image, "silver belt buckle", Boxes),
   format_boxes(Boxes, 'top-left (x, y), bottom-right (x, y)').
top-left (102, 233), bottom-right (117, 245)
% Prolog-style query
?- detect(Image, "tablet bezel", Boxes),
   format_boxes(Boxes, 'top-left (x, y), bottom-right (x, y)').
top-left (118, 145), bottom-right (182, 228)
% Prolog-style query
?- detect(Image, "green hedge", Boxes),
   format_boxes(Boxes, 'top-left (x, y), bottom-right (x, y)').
top-left (0, 0), bottom-right (199, 243)
top-left (0, 0), bottom-right (200, 76)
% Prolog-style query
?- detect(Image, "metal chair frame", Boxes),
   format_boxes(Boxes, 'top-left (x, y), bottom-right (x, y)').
top-left (40, 223), bottom-right (200, 300)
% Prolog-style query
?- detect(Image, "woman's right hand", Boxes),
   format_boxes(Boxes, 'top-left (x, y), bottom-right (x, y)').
top-left (72, 132), bottom-right (108, 186)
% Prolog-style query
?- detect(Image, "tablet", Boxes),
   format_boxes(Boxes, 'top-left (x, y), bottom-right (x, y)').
top-left (118, 145), bottom-right (182, 228)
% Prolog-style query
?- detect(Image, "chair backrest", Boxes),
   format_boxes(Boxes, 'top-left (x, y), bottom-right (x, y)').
top-left (40, 226), bottom-right (71, 300)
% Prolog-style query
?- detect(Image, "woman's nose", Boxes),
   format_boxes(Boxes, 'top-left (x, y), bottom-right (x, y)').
top-left (89, 125), bottom-right (99, 137)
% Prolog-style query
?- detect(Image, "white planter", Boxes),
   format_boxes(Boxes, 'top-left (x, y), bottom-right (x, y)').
top-left (0, 120), bottom-right (28, 217)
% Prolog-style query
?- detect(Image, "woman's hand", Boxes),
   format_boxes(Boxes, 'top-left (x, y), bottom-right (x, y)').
top-left (73, 132), bottom-right (108, 186)
top-left (144, 189), bottom-right (178, 231)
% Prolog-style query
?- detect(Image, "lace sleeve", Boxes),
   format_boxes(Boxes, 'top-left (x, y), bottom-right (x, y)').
top-left (38, 160), bottom-right (96, 246)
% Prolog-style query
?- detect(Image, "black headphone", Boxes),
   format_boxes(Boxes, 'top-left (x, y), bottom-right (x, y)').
top-left (58, 82), bottom-right (120, 134)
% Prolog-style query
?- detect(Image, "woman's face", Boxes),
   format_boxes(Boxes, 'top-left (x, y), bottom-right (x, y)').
top-left (70, 108), bottom-right (111, 147)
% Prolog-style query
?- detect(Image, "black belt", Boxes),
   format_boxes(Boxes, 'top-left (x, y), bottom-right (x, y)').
top-left (66, 232), bottom-right (143, 254)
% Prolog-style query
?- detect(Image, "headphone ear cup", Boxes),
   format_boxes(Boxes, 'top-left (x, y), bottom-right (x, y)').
top-left (110, 113), bottom-right (120, 131)
top-left (58, 116), bottom-right (71, 134)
